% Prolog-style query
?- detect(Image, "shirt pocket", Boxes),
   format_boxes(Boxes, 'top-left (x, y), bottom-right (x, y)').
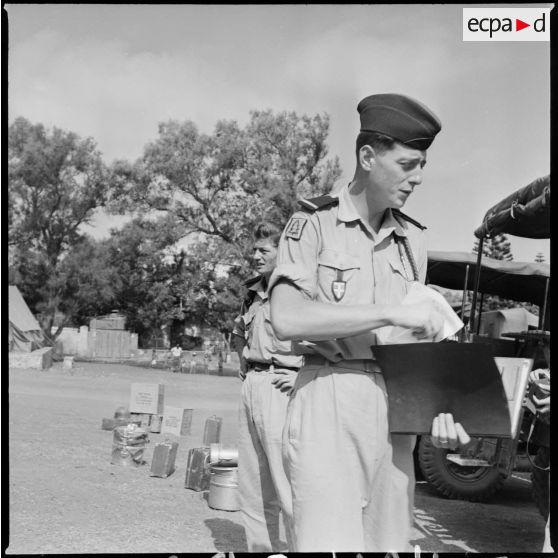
top-left (317, 249), bottom-right (361, 303)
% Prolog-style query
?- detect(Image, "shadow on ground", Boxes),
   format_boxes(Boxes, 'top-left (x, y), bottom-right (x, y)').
top-left (205, 518), bottom-right (248, 552)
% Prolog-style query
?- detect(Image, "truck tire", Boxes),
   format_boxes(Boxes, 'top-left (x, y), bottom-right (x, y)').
top-left (531, 447), bottom-right (549, 520)
top-left (418, 435), bottom-right (506, 502)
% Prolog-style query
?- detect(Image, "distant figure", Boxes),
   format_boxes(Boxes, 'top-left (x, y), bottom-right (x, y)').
top-left (150, 349), bottom-right (157, 367)
top-left (189, 352), bottom-right (198, 374)
top-left (217, 350), bottom-right (224, 376)
top-left (170, 345), bottom-right (182, 372)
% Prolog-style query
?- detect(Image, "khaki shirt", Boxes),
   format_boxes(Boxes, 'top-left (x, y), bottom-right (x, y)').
top-left (269, 184), bottom-right (428, 361)
top-left (233, 275), bottom-right (303, 370)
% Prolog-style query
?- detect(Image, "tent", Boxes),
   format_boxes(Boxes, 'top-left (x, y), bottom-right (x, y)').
top-left (9, 286), bottom-right (48, 352)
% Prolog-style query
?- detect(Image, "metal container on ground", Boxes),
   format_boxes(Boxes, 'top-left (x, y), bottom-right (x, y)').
top-left (149, 414), bottom-right (162, 433)
top-left (208, 466), bottom-right (239, 511)
top-left (111, 424), bottom-right (149, 466)
top-left (150, 439), bottom-right (178, 478)
top-left (209, 443), bottom-right (238, 466)
top-left (203, 415), bottom-right (223, 445)
top-left (184, 447), bottom-right (211, 491)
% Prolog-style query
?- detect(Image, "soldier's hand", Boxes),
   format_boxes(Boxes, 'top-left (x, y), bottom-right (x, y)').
top-left (271, 369), bottom-right (297, 395)
top-left (391, 301), bottom-right (445, 340)
top-left (431, 412), bottom-right (471, 450)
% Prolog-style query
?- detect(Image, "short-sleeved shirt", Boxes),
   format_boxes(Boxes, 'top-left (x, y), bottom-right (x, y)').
top-left (268, 183), bottom-right (428, 362)
top-left (233, 275), bottom-right (303, 370)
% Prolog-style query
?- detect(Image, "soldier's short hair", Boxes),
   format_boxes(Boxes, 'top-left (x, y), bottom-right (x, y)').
top-left (253, 221), bottom-right (283, 247)
top-left (355, 131), bottom-right (397, 160)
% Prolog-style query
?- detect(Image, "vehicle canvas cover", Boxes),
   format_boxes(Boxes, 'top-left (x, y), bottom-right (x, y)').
top-left (474, 175), bottom-right (550, 240)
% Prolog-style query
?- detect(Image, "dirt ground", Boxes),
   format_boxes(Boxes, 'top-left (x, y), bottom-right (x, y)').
top-left (7, 360), bottom-right (547, 554)
top-left (8, 361), bottom-right (255, 554)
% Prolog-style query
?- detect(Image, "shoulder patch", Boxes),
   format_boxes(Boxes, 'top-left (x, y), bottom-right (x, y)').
top-left (284, 216), bottom-right (308, 240)
top-left (392, 208), bottom-right (427, 230)
top-left (298, 195), bottom-right (339, 212)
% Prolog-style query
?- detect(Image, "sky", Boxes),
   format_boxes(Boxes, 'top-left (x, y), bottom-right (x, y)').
top-left (6, 3), bottom-right (552, 262)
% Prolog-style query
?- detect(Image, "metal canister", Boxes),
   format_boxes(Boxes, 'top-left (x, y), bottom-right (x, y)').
top-left (203, 415), bottom-right (223, 445)
top-left (111, 424), bottom-right (149, 467)
top-left (209, 443), bottom-right (238, 467)
top-left (208, 466), bottom-right (239, 511)
top-left (149, 414), bottom-right (162, 433)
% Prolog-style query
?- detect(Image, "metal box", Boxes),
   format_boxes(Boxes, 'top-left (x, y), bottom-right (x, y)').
top-left (203, 415), bottom-right (222, 445)
top-left (150, 440), bottom-right (179, 478)
top-left (184, 447), bottom-right (211, 491)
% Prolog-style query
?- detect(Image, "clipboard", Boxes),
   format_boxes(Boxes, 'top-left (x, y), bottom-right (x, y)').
top-left (372, 342), bottom-right (532, 438)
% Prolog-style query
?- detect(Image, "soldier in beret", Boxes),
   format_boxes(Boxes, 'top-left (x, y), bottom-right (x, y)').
top-left (232, 221), bottom-right (302, 552)
top-left (269, 93), bottom-right (470, 551)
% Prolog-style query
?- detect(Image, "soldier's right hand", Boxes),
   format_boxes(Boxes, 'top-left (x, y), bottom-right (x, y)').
top-left (391, 300), bottom-right (445, 340)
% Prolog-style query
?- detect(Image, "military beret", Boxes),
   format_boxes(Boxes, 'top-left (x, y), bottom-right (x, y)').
top-left (357, 93), bottom-right (442, 150)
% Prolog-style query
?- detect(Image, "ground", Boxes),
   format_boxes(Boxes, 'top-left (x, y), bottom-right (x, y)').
top-left (7, 361), bottom-right (547, 554)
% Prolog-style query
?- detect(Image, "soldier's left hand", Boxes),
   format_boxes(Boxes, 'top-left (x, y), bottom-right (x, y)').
top-left (431, 412), bottom-right (471, 450)
top-left (271, 369), bottom-right (297, 395)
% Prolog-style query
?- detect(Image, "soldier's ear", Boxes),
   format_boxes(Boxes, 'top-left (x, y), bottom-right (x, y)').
top-left (359, 144), bottom-right (376, 171)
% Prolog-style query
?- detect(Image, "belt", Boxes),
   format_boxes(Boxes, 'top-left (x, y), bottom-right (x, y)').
top-left (303, 354), bottom-right (380, 373)
top-left (246, 362), bottom-right (299, 373)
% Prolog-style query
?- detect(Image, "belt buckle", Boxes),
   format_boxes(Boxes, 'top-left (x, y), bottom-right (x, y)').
top-left (363, 360), bottom-right (374, 373)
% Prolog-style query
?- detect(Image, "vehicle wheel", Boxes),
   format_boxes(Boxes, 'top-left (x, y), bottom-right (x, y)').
top-left (531, 447), bottom-right (550, 520)
top-left (418, 435), bottom-right (506, 502)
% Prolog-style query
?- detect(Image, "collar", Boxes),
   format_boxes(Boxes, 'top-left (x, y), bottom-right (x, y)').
top-left (245, 274), bottom-right (269, 299)
top-left (337, 183), bottom-right (407, 240)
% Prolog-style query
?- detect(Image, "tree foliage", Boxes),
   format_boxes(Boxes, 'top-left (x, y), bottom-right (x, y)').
top-left (471, 233), bottom-right (539, 314)
top-left (108, 110), bottom-right (341, 262)
top-left (8, 117), bottom-right (110, 337)
top-left (92, 216), bottom-right (250, 345)
top-left (473, 233), bottom-right (513, 262)
top-left (9, 110), bottom-right (342, 344)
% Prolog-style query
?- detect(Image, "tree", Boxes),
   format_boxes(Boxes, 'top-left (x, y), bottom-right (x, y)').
top-left (108, 109), bottom-right (342, 262)
top-left (471, 233), bottom-right (538, 314)
top-left (473, 233), bottom-right (513, 261)
top-left (8, 117), bottom-right (111, 337)
top-left (103, 109), bottom-right (342, 342)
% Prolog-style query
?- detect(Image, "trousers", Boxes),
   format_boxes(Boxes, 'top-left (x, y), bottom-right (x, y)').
top-left (238, 370), bottom-right (294, 552)
top-left (283, 363), bottom-right (416, 552)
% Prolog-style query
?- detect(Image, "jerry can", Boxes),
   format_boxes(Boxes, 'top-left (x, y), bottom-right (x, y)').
top-left (203, 415), bottom-right (223, 445)
top-left (184, 447), bottom-right (211, 491)
top-left (150, 439), bottom-right (178, 478)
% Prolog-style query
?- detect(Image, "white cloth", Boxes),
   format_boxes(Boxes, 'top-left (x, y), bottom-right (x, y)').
top-left (375, 282), bottom-right (463, 344)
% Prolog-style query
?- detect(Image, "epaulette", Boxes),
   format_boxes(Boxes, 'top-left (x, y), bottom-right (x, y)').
top-left (298, 195), bottom-right (339, 212)
top-left (392, 208), bottom-right (427, 230)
